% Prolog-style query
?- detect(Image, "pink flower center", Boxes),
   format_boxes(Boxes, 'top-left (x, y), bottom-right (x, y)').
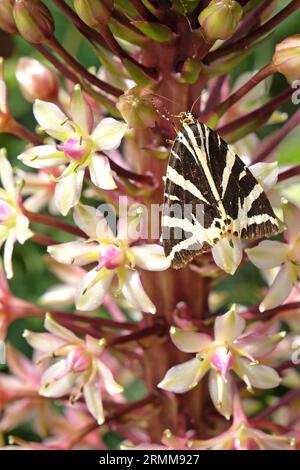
top-left (211, 346), bottom-right (234, 380)
top-left (96, 245), bottom-right (124, 271)
top-left (57, 136), bottom-right (92, 161)
top-left (66, 348), bottom-right (91, 373)
top-left (0, 201), bottom-right (13, 223)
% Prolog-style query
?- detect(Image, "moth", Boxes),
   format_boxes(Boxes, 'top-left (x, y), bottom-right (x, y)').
top-left (162, 113), bottom-right (279, 269)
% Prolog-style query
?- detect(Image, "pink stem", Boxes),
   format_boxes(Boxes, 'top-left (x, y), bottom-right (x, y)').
top-left (254, 389), bottom-right (300, 420)
top-left (23, 207), bottom-right (86, 239)
top-left (211, 64), bottom-right (275, 120)
top-left (217, 87), bottom-right (294, 137)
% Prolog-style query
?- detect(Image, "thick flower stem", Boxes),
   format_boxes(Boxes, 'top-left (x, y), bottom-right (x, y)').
top-left (122, 41), bottom-right (211, 437)
top-left (205, 0), bottom-right (300, 64)
top-left (23, 208), bottom-right (86, 238)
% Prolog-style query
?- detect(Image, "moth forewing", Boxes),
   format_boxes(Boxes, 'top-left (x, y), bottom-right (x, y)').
top-left (162, 115), bottom-right (279, 269)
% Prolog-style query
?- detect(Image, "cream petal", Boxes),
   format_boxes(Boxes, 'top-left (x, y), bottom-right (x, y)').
top-left (97, 360), bottom-right (123, 395)
top-left (259, 263), bottom-right (296, 312)
top-left (23, 330), bottom-right (67, 353)
top-left (48, 240), bottom-right (100, 266)
top-left (214, 305), bottom-right (246, 344)
top-left (246, 240), bottom-right (289, 269)
top-left (40, 361), bottom-right (75, 398)
top-left (15, 215), bottom-right (33, 244)
top-left (129, 244), bottom-right (171, 271)
top-left (233, 357), bottom-right (281, 389)
top-left (249, 162), bottom-right (278, 192)
top-left (3, 233), bottom-right (16, 279)
top-left (83, 381), bottom-right (104, 425)
top-left (234, 331), bottom-right (285, 360)
top-left (158, 357), bottom-right (209, 393)
top-left (0, 149), bottom-right (15, 195)
top-left (75, 268), bottom-right (114, 311)
top-left (121, 270), bottom-right (156, 314)
top-left (54, 169), bottom-right (84, 216)
top-left (70, 85), bottom-right (93, 134)
top-left (39, 285), bottom-right (76, 308)
top-left (89, 155), bottom-right (117, 190)
top-left (74, 203), bottom-right (113, 239)
top-left (18, 145), bottom-right (67, 169)
top-left (212, 237), bottom-right (243, 275)
top-left (170, 327), bottom-right (212, 353)
top-left (44, 313), bottom-right (80, 343)
top-left (33, 100), bottom-right (73, 140)
top-left (92, 117), bottom-right (127, 151)
top-left (208, 369), bottom-right (233, 420)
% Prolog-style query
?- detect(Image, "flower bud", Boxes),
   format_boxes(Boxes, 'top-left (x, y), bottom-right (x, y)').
top-left (73, 0), bottom-right (113, 28)
top-left (272, 35), bottom-right (300, 81)
top-left (117, 86), bottom-right (157, 129)
top-left (13, 0), bottom-right (55, 44)
top-left (0, 0), bottom-right (18, 34)
top-left (16, 57), bottom-right (59, 102)
top-left (198, 0), bottom-right (243, 42)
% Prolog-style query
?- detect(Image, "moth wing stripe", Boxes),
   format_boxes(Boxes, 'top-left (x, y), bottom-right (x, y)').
top-left (165, 166), bottom-right (210, 205)
top-left (221, 149), bottom-right (236, 198)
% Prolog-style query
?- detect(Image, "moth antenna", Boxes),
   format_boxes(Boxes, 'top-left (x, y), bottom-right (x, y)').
top-left (151, 94), bottom-right (180, 122)
top-left (190, 94), bottom-right (202, 115)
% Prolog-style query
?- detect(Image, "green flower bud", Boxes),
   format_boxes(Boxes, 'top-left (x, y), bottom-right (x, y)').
top-left (273, 35), bottom-right (300, 81)
top-left (117, 86), bottom-right (157, 129)
top-left (13, 0), bottom-right (54, 44)
top-left (0, 0), bottom-right (18, 34)
top-left (73, 0), bottom-right (113, 28)
top-left (198, 0), bottom-right (243, 42)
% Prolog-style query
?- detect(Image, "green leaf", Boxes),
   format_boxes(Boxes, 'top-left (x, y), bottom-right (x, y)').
top-left (133, 21), bottom-right (173, 43)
